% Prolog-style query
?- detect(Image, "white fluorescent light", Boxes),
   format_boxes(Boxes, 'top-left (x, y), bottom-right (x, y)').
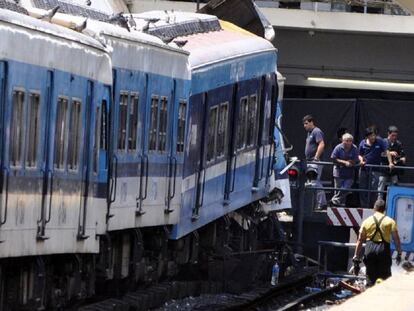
top-left (307, 77), bottom-right (414, 92)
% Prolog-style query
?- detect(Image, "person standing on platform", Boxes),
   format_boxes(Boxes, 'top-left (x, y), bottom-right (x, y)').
top-left (353, 199), bottom-right (402, 286)
top-left (378, 126), bottom-right (406, 199)
top-left (358, 127), bottom-right (392, 209)
top-left (330, 133), bottom-right (358, 206)
top-left (303, 114), bottom-right (327, 209)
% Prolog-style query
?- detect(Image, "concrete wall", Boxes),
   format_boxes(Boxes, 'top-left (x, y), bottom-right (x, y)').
top-left (274, 28), bottom-right (414, 87)
top-left (126, 1), bottom-right (414, 87)
top-left (126, 0), bottom-right (202, 13)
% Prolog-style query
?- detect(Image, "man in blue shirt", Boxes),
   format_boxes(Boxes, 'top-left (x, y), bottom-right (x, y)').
top-left (303, 114), bottom-right (327, 209)
top-left (331, 133), bottom-right (359, 206)
top-left (358, 127), bottom-right (393, 209)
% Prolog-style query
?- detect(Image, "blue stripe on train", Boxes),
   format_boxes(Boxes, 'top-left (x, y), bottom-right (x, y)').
top-left (171, 157), bottom-right (271, 239)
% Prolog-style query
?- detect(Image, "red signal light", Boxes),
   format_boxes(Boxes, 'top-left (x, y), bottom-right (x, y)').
top-left (288, 169), bottom-right (298, 178)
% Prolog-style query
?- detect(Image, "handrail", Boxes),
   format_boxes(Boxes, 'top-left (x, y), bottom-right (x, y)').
top-left (294, 160), bottom-right (414, 209)
top-left (266, 142), bottom-right (275, 179)
top-left (256, 0), bottom-right (407, 15)
top-left (142, 154), bottom-right (149, 201)
top-left (109, 154), bottom-right (118, 204)
top-left (230, 153), bottom-right (237, 193)
top-left (164, 155), bottom-right (176, 214)
top-left (45, 169), bottom-right (53, 224)
top-left (135, 154), bottom-right (145, 215)
top-left (170, 156), bottom-right (178, 200)
top-left (306, 160), bottom-right (414, 171)
top-left (136, 154), bottom-right (143, 200)
top-left (200, 169), bottom-right (206, 207)
top-left (0, 167), bottom-right (9, 225)
top-left (306, 186), bottom-right (385, 194)
top-left (258, 145), bottom-right (265, 181)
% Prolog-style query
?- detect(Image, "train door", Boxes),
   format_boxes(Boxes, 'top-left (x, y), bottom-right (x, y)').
top-left (1, 67), bottom-right (51, 240)
top-left (108, 70), bottom-right (146, 229)
top-left (91, 85), bottom-right (110, 234)
top-left (165, 79), bottom-right (178, 214)
top-left (253, 74), bottom-right (276, 189)
top-left (224, 79), bottom-right (260, 205)
top-left (136, 74), bottom-right (148, 217)
top-left (77, 81), bottom-right (94, 239)
top-left (166, 79), bottom-right (188, 216)
top-left (188, 93), bottom-right (206, 219)
top-left (197, 86), bottom-right (233, 212)
top-left (144, 75), bottom-right (171, 218)
top-left (38, 72), bottom-right (89, 241)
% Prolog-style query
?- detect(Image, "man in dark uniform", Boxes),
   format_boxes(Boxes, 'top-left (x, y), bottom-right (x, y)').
top-left (303, 114), bottom-right (327, 209)
top-left (353, 199), bottom-right (402, 286)
top-left (358, 127), bottom-right (393, 209)
top-left (378, 126), bottom-right (407, 199)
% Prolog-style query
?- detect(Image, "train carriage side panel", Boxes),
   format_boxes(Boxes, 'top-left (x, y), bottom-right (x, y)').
top-left (107, 67), bottom-right (148, 230)
top-left (172, 48), bottom-right (278, 239)
top-left (95, 27), bottom-right (191, 231)
top-left (0, 9), bottom-right (112, 257)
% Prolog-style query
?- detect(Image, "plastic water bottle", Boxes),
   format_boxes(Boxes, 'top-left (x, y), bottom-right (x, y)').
top-left (271, 262), bottom-right (279, 286)
top-left (305, 287), bottom-right (322, 293)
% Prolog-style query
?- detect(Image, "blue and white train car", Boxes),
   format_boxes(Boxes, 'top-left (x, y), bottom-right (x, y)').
top-left (0, 7), bottom-right (111, 258)
top-left (158, 19), bottom-right (285, 239)
top-left (84, 20), bottom-right (191, 231)
top-left (387, 186), bottom-right (414, 261)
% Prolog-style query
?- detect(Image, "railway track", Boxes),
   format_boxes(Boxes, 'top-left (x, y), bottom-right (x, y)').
top-left (78, 266), bottom-right (349, 311)
top-left (77, 280), bottom-right (227, 311)
top-left (190, 267), bottom-right (339, 311)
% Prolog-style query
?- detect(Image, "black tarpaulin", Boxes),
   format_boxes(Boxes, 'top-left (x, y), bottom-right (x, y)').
top-left (283, 98), bottom-right (414, 182)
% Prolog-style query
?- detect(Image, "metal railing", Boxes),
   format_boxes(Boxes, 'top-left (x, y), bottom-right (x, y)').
top-left (304, 160), bottom-right (414, 200)
top-left (254, 0), bottom-right (408, 15)
top-left (291, 159), bottom-right (414, 254)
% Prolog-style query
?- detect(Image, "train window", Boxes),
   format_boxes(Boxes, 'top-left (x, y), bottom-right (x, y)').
top-left (117, 93), bottom-right (128, 152)
top-left (236, 97), bottom-right (248, 150)
top-left (177, 101), bottom-right (186, 154)
top-left (54, 97), bottom-right (69, 170)
top-left (26, 93), bottom-right (40, 168)
top-left (247, 95), bottom-right (258, 146)
top-left (128, 94), bottom-right (138, 152)
top-left (216, 102), bottom-right (228, 158)
top-left (149, 96), bottom-right (159, 152)
top-left (93, 106), bottom-right (101, 174)
top-left (67, 100), bottom-right (81, 171)
top-left (394, 197), bottom-right (414, 244)
top-left (206, 106), bottom-right (218, 162)
top-left (10, 90), bottom-right (25, 167)
top-left (158, 97), bottom-right (168, 153)
top-left (100, 100), bottom-right (107, 151)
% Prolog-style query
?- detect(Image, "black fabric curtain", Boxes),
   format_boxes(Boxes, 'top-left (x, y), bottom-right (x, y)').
top-left (283, 98), bottom-right (413, 182)
top-left (283, 98), bottom-right (357, 161)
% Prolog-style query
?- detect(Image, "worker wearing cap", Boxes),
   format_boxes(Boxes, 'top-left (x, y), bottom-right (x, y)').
top-left (353, 199), bottom-right (402, 286)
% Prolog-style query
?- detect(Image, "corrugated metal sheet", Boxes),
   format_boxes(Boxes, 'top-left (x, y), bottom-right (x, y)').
top-left (198, 0), bottom-right (273, 40)
top-left (0, 0), bottom-right (28, 15)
